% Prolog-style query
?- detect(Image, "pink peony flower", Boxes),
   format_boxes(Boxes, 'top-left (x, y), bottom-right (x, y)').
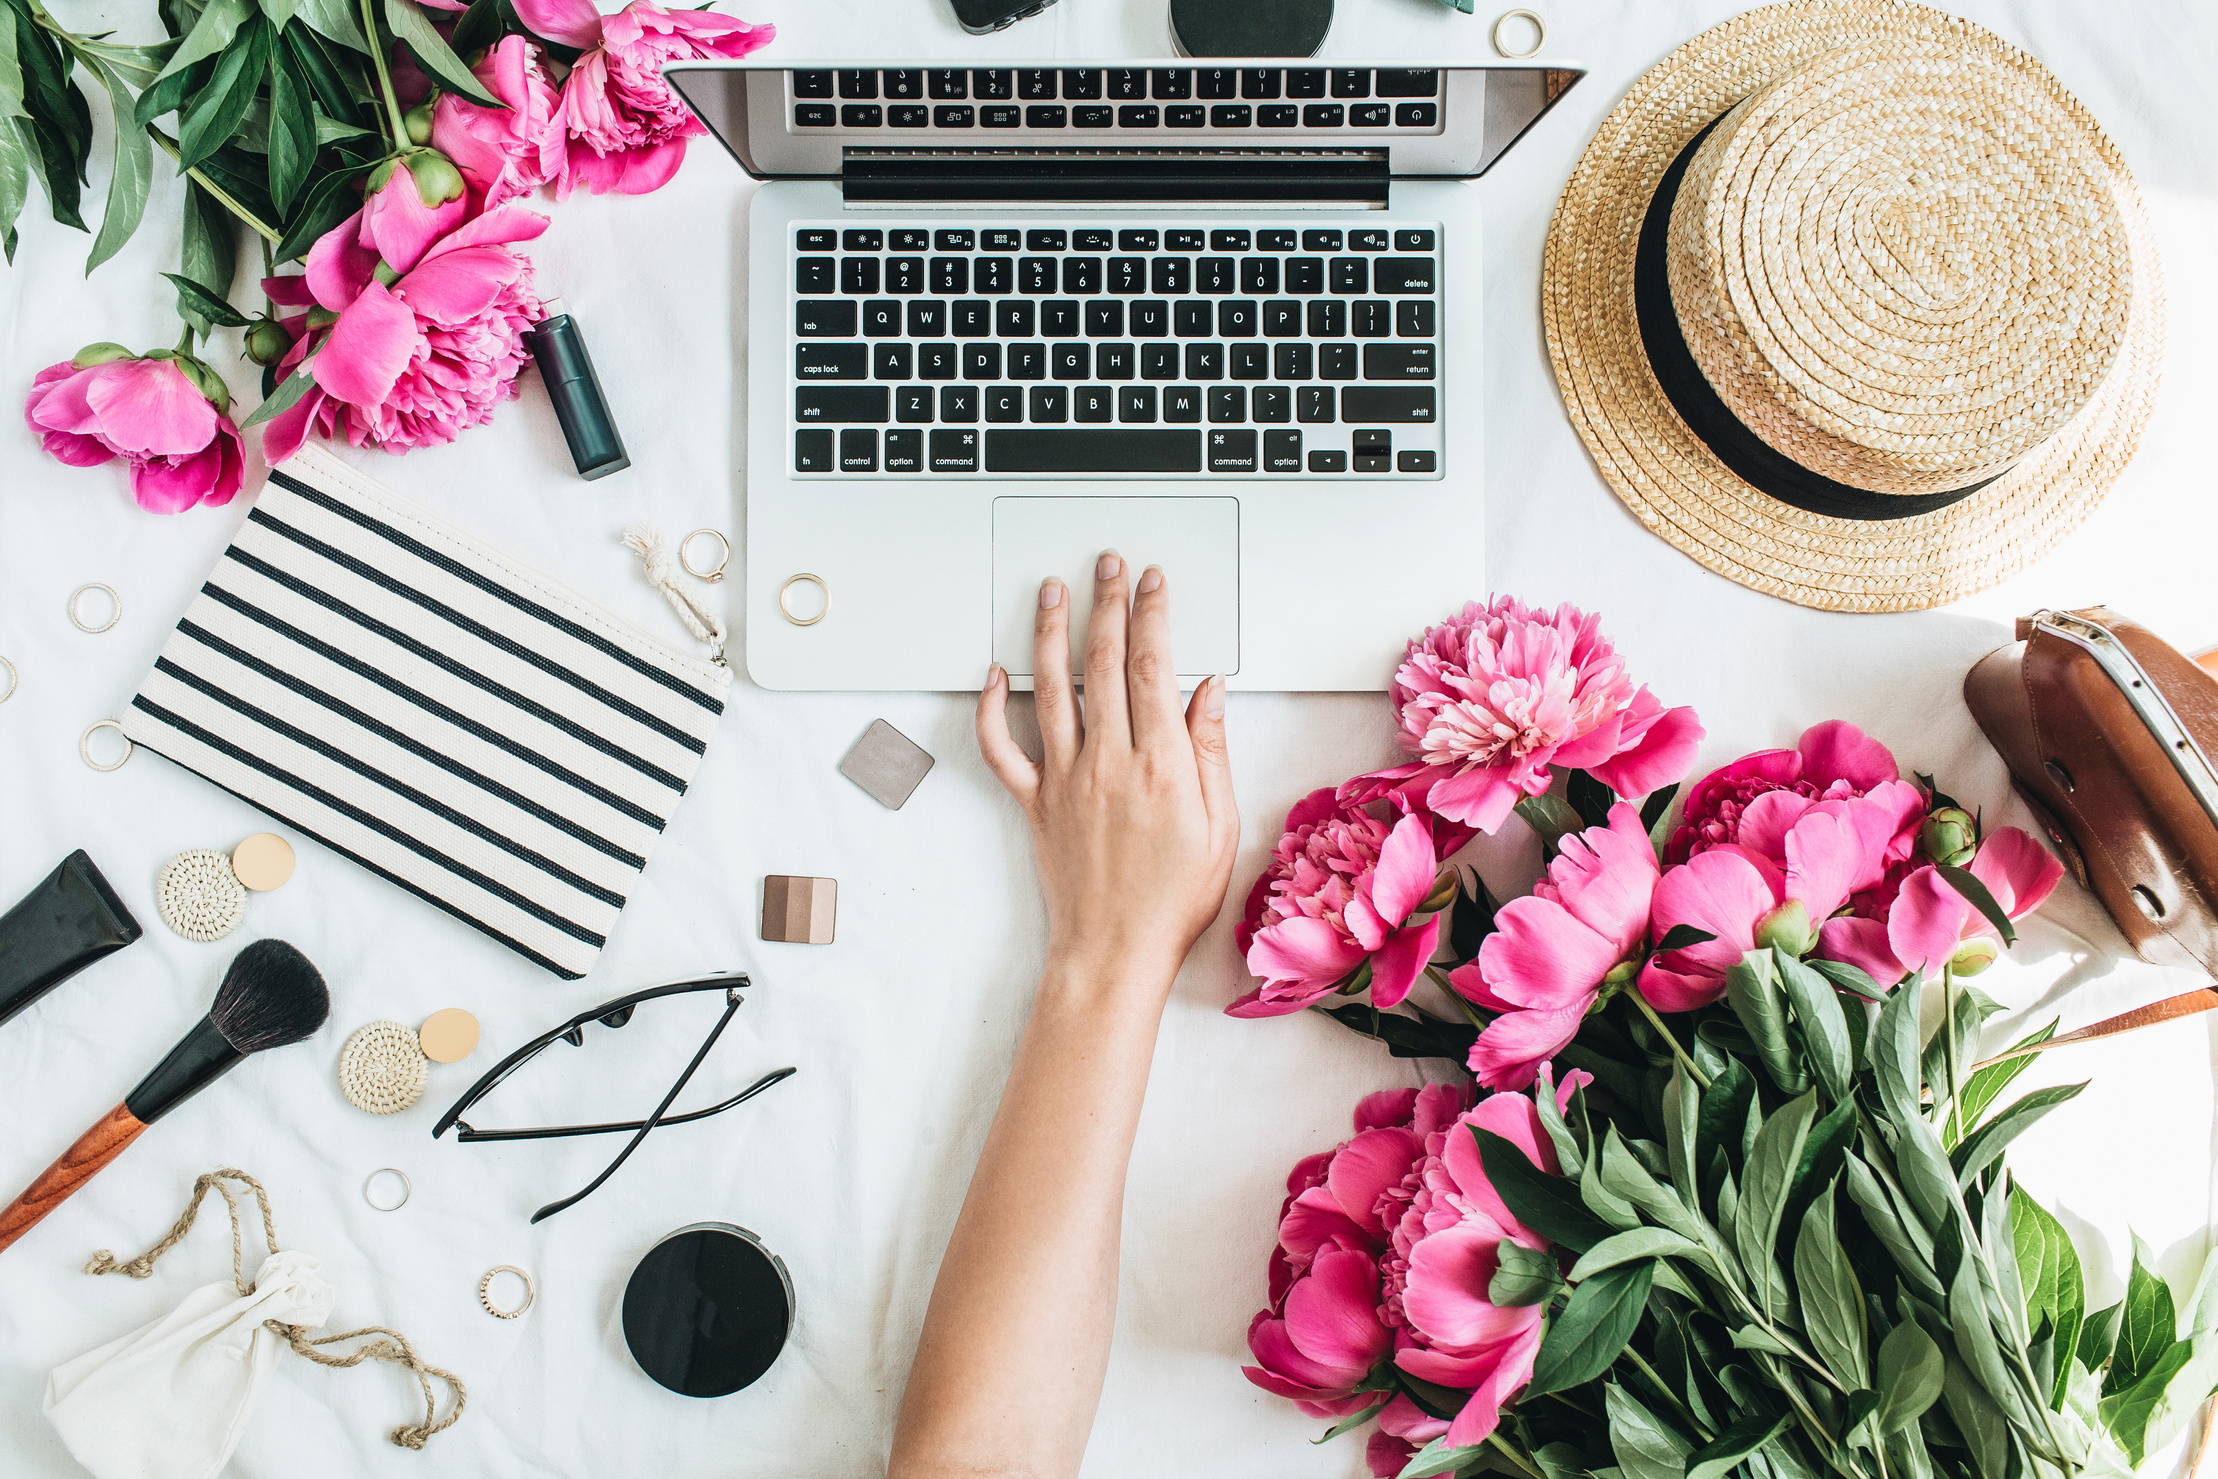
top-left (259, 187), bottom-right (547, 461)
top-left (1367, 1395), bottom-right (1450, 1477)
top-left (1639, 773), bottom-right (1921, 1009)
top-left (1246, 1085), bottom-right (1473, 1417)
top-left (1667, 720), bottom-right (1920, 866)
top-left (1347, 597), bottom-right (1704, 835)
top-left (432, 37), bottom-right (566, 207)
top-left (1450, 803), bottom-right (1659, 1089)
top-left (24, 353), bottom-right (244, 513)
top-left (1818, 827), bottom-right (2063, 984)
top-left (511, 0), bottom-right (772, 198)
top-left (1376, 1072), bottom-right (1584, 1449)
top-left (1227, 789), bottom-right (1467, 1019)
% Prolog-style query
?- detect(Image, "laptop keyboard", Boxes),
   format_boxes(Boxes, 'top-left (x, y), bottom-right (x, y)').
top-left (788, 220), bottom-right (1443, 478)
top-left (790, 68), bottom-right (1443, 135)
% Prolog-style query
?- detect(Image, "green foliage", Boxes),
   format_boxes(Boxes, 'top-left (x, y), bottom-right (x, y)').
top-left (1530, 1261), bottom-right (1654, 1397)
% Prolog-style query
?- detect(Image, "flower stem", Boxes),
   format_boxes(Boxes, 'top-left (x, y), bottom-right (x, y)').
top-left (361, 0), bottom-right (411, 148)
top-left (148, 128), bottom-right (282, 244)
top-left (1940, 963), bottom-right (1963, 1144)
top-left (174, 323), bottom-right (195, 353)
top-left (1626, 989), bottom-right (1711, 1089)
top-left (1623, 1347), bottom-right (1713, 1441)
top-left (1486, 1432), bottom-right (1546, 1479)
top-left (1426, 965), bottom-right (1491, 1032)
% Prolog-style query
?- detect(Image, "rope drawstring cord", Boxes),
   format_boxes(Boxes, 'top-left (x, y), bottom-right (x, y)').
top-left (624, 524), bottom-right (726, 653)
top-left (83, 1168), bottom-right (466, 1451)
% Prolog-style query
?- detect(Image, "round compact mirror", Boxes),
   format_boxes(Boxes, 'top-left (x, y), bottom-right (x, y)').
top-left (622, 1222), bottom-right (793, 1398)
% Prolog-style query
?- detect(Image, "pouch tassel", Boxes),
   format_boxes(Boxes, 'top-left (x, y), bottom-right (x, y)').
top-left (623, 524), bottom-right (727, 658)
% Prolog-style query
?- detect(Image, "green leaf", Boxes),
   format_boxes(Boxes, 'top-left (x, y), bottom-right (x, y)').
top-left (1516, 793), bottom-right (1584, 855)
top-left (1870, 972), bottom-right (1924, 1129)
top-left (283, 22), bottom-right (366, 124)
top-left (1535, 1442), bottom-right (1600, 1479)
top-left (176, 178), bottom-right (239, 332)
top-left (1314, 1398), bottom-right (1389, 1444)
top-left (1694, 1059), bottom-right (1754, 1184)
top-left (1582, 1131), bottom-right (1642, 1232)
top-left (2100, 1334), bottom-right (2218, 1465)
top-left (265, 41), bottom-right (315, 213)
top-left (1655, 925), bottom-right (1718, 955)
top-left (1534, 1068), bottom-right (1584, 1178)
top-left (1936, 863), bottom-right (2016, 945)
top-left (2185, 1251), bottom-right (2218, 1342)
top-left (0, 120), bottom-right (29, 260)
top-left (1684, 1410), bottom-right (1792, 1479)
top-left (1735, 1088), bottom-right (1818, 1319)
top-left (1474, 1126), bottom-right (1613, 1254)
top-left (1569, 1228), bottom-right (1710, 1283)
top-left (10, 3), bottom-right (90, 230)
top-left (1780, 1099), bottom-right (1857, 1237)
top-left (1951, 1020), bottom-right (2058, 1140)
top-left (1731, 1326), bottom-right (1793, 1356)
top-left (161, 270), bottom-right (250, 325)
top-left (260, 0), bottom-right (304, 30)
top-left (1804, 957), bottom-right (1887, 1001)
top-left (1568, 769), bottom-right (1617, 829)
top-left (58, 46), bottom-right (151, 271)
top-left (384, 0), bottom-right (501, 107)
top-left (1448, 868), bottom-right (1500, 964)
top-left (1947, 1242), bottom-right (2035, 1429)
top-left (1596, 1127), bottom-right (1710, 1250)
top-left (0, 7), bottom-right (25, 123)
top-left (2109, 1235), bottom-right (2179, 1395)
top-left (1639, 782), bottom-right (1680, 836)
top-left (1940, 1351), bottom-right (2013, 1479)
top-left (241, 354), bottom-right (317, 427)
top-left (2008, 1187), bottom-right (2083, 1410)
top-left (447, 0), bottom-right (503, 58)
top-left (1725, 951), bottom-right (1808, 1094)
top-left (1400, 1438), bottom-right (1486, 1477)
top-left (272, 158), bottom-right (363, 260)
top-left (1773, 949), bottom-right (1852, 1103)
top-left (178, 16), bottom-right (271, 171)
top-left (1607, 1382), bottom-right (1692, 1479)
top-left (2078, 1302), bottom-right (2122, 1371)
top-left (1492, 1240), bottom-right (1565, 1307)
top-left (1874, 1321), bottom-right (1945, 1434)
top-left (148, 0), bottom-right (254, 85)
top-left (1530, 1260), bottom-right (1654, 1396)
top-left (1949, 1083), bottom-right (2086, 1192)
top-left (1662, 1060), bottom-right (1699, 1220)
top-left (1842, 1154), bottom-right (1942, 1301)
top-left (1316, 1003), bottom-right (1479, 1063)
top-left (293, 0), bottom-right (369, 52)
top-left (64, 37), bottom-right (177, 89)
top-left (1795, 1183), bottom-right (1868, 1389)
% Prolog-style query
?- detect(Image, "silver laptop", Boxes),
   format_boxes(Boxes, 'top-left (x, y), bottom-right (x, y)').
top-left (667, 61), bottom-right (1581, 691)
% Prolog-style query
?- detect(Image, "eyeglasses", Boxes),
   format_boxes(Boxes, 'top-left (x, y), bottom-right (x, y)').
top-left (431, 972), bottom-right (796, 1223)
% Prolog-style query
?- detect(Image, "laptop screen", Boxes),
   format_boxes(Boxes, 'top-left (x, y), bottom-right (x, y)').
top-left (666, 63), bottom-right (1583, 190)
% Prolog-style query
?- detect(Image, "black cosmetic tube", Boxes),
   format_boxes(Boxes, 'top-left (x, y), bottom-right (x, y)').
top-left (0, 850), bottom-right (143, 1029)
top-left (527, 298), bottom-right (630, 479)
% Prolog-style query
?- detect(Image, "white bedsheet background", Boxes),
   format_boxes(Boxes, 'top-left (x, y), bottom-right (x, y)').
top-left (3, 0), bottom-right (2216, 1474)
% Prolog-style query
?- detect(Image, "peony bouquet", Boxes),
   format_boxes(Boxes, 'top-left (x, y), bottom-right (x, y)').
top-left (1233, 597), bottom-right (2218, 1479)
top-left (11, 0), bottom-right (768, 501)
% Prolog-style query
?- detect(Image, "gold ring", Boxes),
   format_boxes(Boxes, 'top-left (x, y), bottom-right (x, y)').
top-left (1491, 7), bottom-right (1545, 58)
top-left (363, 1167), bottom-right (411, 1212)
top-left (80, 718), bottom-right (132, 771)
top-left (0, 655), bottom-right (16, 703)
top-left (778, 573), bottom-right (829, 627)
top-left (68, 583), bottom-right (121, 634)
top-left (680, 528), bottom-right (731, 583)
top-left (480, 1264), bottom-right (535, 1319)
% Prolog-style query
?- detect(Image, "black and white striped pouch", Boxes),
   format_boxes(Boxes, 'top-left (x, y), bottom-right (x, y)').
top-left (121, 445), bottom-right (731, 979)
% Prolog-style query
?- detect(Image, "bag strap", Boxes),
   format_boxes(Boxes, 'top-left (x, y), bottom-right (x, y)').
top-left (1973, 986), bottom-right (2218, 1070)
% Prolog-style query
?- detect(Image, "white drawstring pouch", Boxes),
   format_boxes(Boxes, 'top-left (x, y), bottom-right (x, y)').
top-left (44, 1248), bottom-right (335, 1479)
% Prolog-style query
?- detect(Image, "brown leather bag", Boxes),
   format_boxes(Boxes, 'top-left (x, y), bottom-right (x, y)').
top-left (1966, 607), bottom-right (2218, 975)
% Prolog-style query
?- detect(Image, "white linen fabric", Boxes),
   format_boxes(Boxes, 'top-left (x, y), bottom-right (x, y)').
top-left (43, 1250), bottom-right (335, 1479)
top-left (1, 2), bottom-right (2214, 1477)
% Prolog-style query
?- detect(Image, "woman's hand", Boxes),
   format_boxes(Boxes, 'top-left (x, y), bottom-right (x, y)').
top-left (976, 551), bottom-right (1239, 989)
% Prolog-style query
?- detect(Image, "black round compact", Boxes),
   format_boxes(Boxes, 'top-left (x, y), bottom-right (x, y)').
top-left (1170, 0), bottom-right (1333, 58)
top-left (622, 1223), bottom-right (794, 1398)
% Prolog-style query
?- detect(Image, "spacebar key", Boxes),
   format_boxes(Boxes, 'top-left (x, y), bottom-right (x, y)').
top-left (984, 429), bottom-right (1202, 473)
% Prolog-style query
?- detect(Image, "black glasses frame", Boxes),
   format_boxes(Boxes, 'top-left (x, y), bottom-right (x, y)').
top-left (431, 972), bottom-right (796, 1223)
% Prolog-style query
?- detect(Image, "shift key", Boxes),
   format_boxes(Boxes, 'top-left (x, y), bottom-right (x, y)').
top-left (1362, 344), bottom-right (1435, 380)
top-left (796, 386), bottom-right (889, 422)
top-left (1339, 386), bottom-right (1435, 422)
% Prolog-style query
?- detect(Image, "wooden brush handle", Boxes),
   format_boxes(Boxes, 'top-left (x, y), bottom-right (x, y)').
top-left (0, 1103), bottom-right (148, 1255)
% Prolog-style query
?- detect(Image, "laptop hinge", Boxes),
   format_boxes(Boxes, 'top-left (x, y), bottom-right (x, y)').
top-left (839, 148), bottom-right (1389, 206)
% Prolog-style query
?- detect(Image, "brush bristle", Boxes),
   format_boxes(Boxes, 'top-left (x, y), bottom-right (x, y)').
top-left (210, 939), bottom-right (330, 1053)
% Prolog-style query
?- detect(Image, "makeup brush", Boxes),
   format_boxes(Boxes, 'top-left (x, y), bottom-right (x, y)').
top-left (0, 939), bottom-right (329, 1255)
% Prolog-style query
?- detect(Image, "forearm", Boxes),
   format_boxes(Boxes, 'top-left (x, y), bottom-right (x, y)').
top-left (887, 953), bottom-right (1176, 1479)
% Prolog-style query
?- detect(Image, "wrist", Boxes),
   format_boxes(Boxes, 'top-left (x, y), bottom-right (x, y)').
top-left (1038, 943), bottom-right (1182, 1008)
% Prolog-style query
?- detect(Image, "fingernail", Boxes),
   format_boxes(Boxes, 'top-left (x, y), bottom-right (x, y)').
top-left (1039, 579), bottom-right (1062, 610)
top-left (1097, 549), bottom-right (1121, 581)
top-left (1204, 675), bottom-right (1225, 719)
top-left (987, 663), bottom-right (1006, 688)
top-left (1136, 565), bottom-right (1162, 595)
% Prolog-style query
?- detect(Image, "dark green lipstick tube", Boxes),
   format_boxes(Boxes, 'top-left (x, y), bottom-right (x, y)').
top-left (527, 298), bottom-right (631, 479)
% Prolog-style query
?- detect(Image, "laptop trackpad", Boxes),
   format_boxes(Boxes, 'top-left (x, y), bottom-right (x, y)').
top-left (992, 497), bottom-right (1240, 678)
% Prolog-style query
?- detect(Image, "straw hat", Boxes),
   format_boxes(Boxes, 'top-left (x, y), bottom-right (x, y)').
top-left (1542, 0), bottom-right (2163, 612)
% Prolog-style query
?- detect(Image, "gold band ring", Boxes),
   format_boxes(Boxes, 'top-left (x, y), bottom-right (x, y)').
top-left (1491, 8), bottom-right (1545, 58)
top-left (81, 719), bottom-right (132, 772)
top-left (680, 528), bottom-right (731, 583)
top-left (778, 573), bottom-right (829, 627)
top-left (480, 1264), bottom-right (535, 1319)
top-left (68, 583), bottom-right (121, 634)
